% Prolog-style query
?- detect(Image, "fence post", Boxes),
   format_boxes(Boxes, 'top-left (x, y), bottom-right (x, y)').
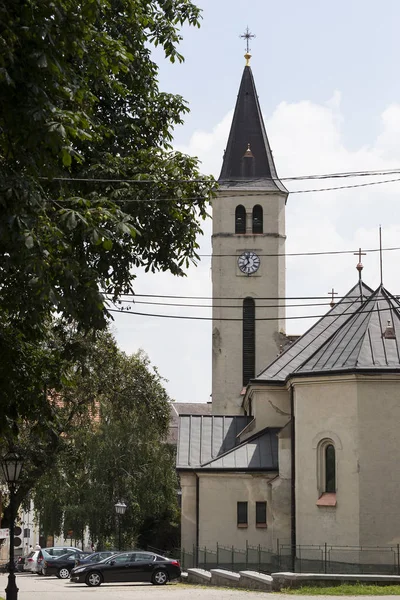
top-left (216, 542), bottom-right (219, 567)
top-left (324, 543), bottom-right (327, 574)
top-left (246, 539), bottom-right (249, 569)
top-left (204, 547), bottom-right (207, 570)
top-left (181, 548), bottom-right (185, 571)
top-left (397, 544), bottom-right (400, 575)
top-left (258, 544), bottom-right (261, 573)
top-left (231, 545), bottom-right (234, 571)
top-left (193, 543), bottom-right (197, 568)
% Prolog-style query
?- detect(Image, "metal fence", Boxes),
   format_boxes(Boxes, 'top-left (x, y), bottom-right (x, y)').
top-left (172, 543), bottom-right (400, 575)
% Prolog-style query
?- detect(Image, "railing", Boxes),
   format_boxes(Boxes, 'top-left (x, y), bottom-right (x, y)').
top-left (175, 542), bottom-right (400, 575)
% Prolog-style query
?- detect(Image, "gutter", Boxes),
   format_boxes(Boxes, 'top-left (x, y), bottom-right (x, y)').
top-left (195, 474), bottom-right (199, 566)
top-left (290, 384), bottom-right (296, 572)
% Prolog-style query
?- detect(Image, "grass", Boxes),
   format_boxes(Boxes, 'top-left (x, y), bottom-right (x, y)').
top-left (283, 584), bottom-right (400, 595)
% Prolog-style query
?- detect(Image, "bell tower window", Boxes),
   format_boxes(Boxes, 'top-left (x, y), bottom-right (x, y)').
top-left (235, 205), bottom-right (246, 234)
top-left (243, 297), bottom-right (255, 386)
top-left (252, 205), bottom-right (263, 234)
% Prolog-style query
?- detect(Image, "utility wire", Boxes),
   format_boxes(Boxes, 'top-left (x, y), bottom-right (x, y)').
top-left (200, 246), bottom-right (400, 258)
top-left (110, 298), bottom-right (342, 309)
top-left (108, 303), bottom-right (394, 322)
top-left (46, 175), bottom-right (400, 202)
top-left (109, 297), bottom-right (384, 310)
top-left (40, 167), bottom-right (400, 184)
top-left (106, 292), bottom-right (372, 301)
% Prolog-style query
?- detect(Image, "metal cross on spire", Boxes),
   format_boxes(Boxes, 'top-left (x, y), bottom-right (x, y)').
top-left (328, 288), bottom-right (338, 308)
top-left (240, 27), bottom-right (255, 53)
top-left (354, 247), bottom-right (366, 273)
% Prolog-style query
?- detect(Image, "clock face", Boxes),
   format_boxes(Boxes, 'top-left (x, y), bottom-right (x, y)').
top-left (238, 251), bottom-right (260, 275)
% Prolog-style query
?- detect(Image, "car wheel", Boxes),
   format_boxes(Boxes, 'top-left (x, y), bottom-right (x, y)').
top-left (57, 567), bottom-right (71, 579)
top-left (152, 569), bottom-right (168, 585)
top-left (86, 571), bottom-right (102, 587)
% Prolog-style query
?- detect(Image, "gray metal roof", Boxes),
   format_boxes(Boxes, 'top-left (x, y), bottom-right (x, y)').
top-left (295, 285), bottom-right (400, 375)
top-left (255, 281), bottom-right (374, 383)
top-left (176, 415), bottom-right (252, 469)
top-left (167, 403), bottom-right (212, 445)
top-left (218, 65), bottom-right (287, 194)
top-left (199, 428), bottom-right (280, 471)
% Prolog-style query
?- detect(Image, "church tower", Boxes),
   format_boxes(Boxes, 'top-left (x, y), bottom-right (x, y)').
top-left (212, 49), bottom-right (288, 415)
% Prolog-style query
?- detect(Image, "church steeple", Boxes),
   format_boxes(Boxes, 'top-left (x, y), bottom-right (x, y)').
top-left (219, 58), bottom-right (287, 194)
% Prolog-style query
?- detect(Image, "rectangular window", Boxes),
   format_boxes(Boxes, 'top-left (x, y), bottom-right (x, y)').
top-left (256, 501), bottom-right (267, 527)
top-left (237, 501), bottom-right (248, 527)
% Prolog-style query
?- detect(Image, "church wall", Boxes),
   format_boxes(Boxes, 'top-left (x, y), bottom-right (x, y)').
top-left (268, 427), bottom-right (292, 547)
top-left (293, 376), bottom-right (360, 547)
top-left (245, 387), bottom-right (291, 436)
top-left (357, 376), bottom-right (400, 546)
top-left (180, 472), bottom-right (198, 551)
top-left (197, 472), bottom-right (276, 550)
top-left (212, 191), bottom-right (286, 415)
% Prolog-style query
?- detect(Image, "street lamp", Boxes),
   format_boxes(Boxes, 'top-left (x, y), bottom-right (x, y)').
top-left (114, 501), bottom-right (127, 551)
top-left (1, 451), bottom-right (23, 600)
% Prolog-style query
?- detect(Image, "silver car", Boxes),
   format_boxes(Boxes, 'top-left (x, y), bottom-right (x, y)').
top-left (23, 550), bottom-right (40, 573)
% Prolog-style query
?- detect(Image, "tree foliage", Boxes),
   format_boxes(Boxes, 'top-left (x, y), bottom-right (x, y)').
top-left (31, 334), bottom-right (179, 550)
top-left (0, 0), bottom-right (215, 438)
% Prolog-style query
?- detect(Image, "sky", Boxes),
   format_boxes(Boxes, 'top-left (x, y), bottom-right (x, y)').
top-left (112, 0), bottom-right (400, 404)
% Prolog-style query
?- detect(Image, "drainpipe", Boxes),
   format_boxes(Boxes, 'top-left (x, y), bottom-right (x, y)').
top-left (290, 384), bottom-right (296, 572)
top-left (195, 474), bottom-right (199, 567)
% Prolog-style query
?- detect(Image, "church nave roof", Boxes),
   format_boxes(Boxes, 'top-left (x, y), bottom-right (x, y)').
top-left (294, 285), bottom-right (400, 375)
top-left (255, 281), bottom-right (374, 383)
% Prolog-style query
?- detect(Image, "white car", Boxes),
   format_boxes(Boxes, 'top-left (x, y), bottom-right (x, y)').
top-left (23, 550), bottom-right (40, 573)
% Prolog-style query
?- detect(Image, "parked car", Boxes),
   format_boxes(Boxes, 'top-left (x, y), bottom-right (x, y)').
top-left (24, 550), bottom-right (40, 573)
top-left (15, 556), bottom-right (25, 572)
top-left (36, 547), bottom-right (82, 574)
top-left (70, 551), bottom-right (181, 587)
top-left (74, 551), bottom-right (115, 567)
top-left (42, 551), bottom-right (91, 579)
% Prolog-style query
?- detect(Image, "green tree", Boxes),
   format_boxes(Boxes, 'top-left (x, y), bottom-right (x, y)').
top-left (32, 335), bottom-right (179, 550)
top-left (0, 0), bottom-right (215, 438)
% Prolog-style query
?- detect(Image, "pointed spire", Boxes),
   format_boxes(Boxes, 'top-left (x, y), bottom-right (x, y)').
top-left (218, 63), bottom-right (287, 193)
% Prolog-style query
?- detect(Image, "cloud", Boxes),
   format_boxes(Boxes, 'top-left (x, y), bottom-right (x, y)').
top-left (114, 94), bottom-right (400, 402)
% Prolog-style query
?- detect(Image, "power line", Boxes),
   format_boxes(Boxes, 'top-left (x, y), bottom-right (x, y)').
top-left (200, 246), bottom-right (400, 258)
top-left (110, 297), bottom-right (349, 309)
top-left (41, 173), bottom-right (400, 201)
top-left (106, 292), bottom-right (370, 301)
top-left (108, 303), bottom-right (394, 322)
top-left (289, 176), bottom-right (400, 194)
top-left (40, 167), bottom-right (400, 184)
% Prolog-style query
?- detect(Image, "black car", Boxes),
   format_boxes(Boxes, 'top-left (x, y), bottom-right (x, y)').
top-left (70, 551), bottom-right (181, 586)
top-left (42, 551), bottom-right (90, 578)
top-left (74, 551), bottom-right (115, 567)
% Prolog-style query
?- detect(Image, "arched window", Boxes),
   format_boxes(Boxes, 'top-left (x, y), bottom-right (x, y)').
top-left (252, 205), bottom-right (263, 234)
top-left (325, 444), bottom-right (336, 493)
top-left (235, 205), bottom-right (246, 234)
top-left (243, 297), bottom-right (255, 386)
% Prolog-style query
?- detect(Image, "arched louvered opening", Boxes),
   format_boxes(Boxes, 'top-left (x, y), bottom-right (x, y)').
top-left (325, 444), bottom-right (336, 493)
top-left (243, 297), bottom-right (255, 387)
top-left (235, 205), bottom-right (246, 234)
top-left (252, 205), bottom-right (263, 234)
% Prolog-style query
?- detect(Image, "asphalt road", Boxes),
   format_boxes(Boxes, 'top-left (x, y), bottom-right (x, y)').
top-left (4, 573), bottom-right (400, 600)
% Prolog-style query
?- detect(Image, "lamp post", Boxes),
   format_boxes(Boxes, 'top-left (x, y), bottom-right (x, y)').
top-left (1, 451), bottom-right (23, 600)
top-left (114, 501), bottom-right (127, 551)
